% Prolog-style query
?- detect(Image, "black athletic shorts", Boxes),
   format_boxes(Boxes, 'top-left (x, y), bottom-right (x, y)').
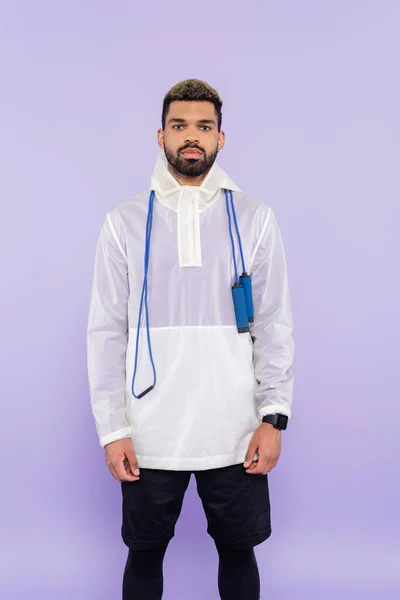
top-left (121, 462), bottom-right (271, 551)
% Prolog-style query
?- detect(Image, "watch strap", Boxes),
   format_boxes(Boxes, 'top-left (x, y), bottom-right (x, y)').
top-left (261, 413), bottom-right (288, 430)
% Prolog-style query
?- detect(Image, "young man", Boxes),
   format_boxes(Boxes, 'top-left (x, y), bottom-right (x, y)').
top-left (87, 79), bottom-right (295, 600)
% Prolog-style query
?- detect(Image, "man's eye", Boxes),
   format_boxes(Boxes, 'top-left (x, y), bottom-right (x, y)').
top-left (173, 125), bottom-right (184, 130)
top-left (200, 126), bottom-right (211, 131)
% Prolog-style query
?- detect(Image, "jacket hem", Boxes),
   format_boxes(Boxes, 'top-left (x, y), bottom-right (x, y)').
top-left (134, 448), bottom-right (249, 471)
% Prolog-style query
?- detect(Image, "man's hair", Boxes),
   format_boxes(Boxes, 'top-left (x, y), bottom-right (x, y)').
top-left (162, 79), bottom-right (223, 131)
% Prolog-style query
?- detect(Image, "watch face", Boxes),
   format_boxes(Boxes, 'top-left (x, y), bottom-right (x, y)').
top-left (277, 414), bottom-right (288, 428)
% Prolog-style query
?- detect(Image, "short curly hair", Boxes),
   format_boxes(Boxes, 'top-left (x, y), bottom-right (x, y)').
top-left (162, 79), bottom-right (223, 131)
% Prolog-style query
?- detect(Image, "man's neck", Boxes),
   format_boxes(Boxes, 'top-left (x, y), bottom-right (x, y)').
top-left (167, 162), bottom-right (211, 187)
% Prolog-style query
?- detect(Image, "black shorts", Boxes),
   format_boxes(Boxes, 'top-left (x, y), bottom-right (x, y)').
top-left (121, 462), bottom-right (271, 551)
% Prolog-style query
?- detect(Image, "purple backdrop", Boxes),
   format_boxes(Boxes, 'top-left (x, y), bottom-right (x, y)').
top-left (1, 1), bottom-right (399, 599)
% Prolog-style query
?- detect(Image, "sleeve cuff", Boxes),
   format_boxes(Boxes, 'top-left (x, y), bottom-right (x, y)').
top-left (100, 427), bottom-right (132, 448)
top-left (257, 405), bottom-right (291, 423)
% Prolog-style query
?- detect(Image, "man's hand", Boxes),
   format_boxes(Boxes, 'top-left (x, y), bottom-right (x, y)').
top-left (243, 423), bottom-right (282, 475)
top-left (105, 438), bottom-right (140, 482)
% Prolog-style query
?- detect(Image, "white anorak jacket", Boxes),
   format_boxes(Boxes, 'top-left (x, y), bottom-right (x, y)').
top-left (87, 151), bottom-right (295, 470)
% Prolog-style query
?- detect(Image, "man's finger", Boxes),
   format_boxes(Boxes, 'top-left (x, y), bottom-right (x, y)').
top-left (247, 458), bottom-right (268, 474)
top-left (117, 455), bottom-right (138, 481)
top-left (115, 462), bottom-right (138, 482)
top-left (248, 465), bottom-right (266, 474)
top-left (109, 464), bottom-right (121, 482)
top-left (111, 463), bottom-right (134, 482)
top-left (125, 447), bottom-right (140, 477)
top-left (243, 445), bottom-right (258, 468)
top-left (245, 462), bottom-right (256, 473)
top-left (245, 460), bottom-right (260, 473)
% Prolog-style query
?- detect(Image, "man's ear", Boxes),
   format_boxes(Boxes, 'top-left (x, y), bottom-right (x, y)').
top-left (157, 128), bottom-right (165, 149)
top-left (217, 130), bottom-right (226, 152)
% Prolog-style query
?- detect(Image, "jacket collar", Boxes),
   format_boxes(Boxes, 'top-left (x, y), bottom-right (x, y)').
top-left (149, 150), bottom-right (241, 212)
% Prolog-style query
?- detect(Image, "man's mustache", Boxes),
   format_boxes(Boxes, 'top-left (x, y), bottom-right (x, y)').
top-left (179, 145), bottom-right (205, 154)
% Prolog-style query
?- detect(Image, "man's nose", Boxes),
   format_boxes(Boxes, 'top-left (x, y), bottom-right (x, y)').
top-left (184, 129), bottom-right (199, 144)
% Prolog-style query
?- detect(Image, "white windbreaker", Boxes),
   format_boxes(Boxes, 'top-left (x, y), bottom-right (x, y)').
top-left (87, 150), bottom-right (295, 471)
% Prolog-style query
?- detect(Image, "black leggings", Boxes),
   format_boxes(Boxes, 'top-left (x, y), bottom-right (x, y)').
top-left (122, 540), bottom-right (260, 600)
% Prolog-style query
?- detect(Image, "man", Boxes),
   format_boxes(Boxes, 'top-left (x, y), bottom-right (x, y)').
top-left (87, 79), bottom-right (294, 600)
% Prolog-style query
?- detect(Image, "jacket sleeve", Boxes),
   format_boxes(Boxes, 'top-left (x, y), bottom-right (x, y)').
top-left (86, 211), bottom-right (131, 447)
top-left (250, 207), bottom-right (295, 423)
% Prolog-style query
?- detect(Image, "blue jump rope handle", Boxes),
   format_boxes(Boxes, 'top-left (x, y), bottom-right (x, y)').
top-left (239, 273), bottom-right (254, 323)
top-left (232, 284), bottom-right (250, 333)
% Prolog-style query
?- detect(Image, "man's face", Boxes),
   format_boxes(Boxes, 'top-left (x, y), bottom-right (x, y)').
top-left (158, 101), bottom-right (225, 178)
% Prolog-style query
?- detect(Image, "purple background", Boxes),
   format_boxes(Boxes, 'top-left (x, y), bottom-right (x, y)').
top-left (1, 1), bottom-right (399, 598)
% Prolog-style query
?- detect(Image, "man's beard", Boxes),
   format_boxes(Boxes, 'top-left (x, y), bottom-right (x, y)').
top-left (164, 143), bottom-right (218, 178)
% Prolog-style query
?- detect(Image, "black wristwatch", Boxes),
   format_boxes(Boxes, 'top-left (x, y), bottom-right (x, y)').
top-left (261, 413), bottom-right (288, 430)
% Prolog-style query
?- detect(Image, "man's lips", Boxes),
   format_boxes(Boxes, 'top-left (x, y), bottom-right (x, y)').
top-left (180, 148), bottom-right (203, 158)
